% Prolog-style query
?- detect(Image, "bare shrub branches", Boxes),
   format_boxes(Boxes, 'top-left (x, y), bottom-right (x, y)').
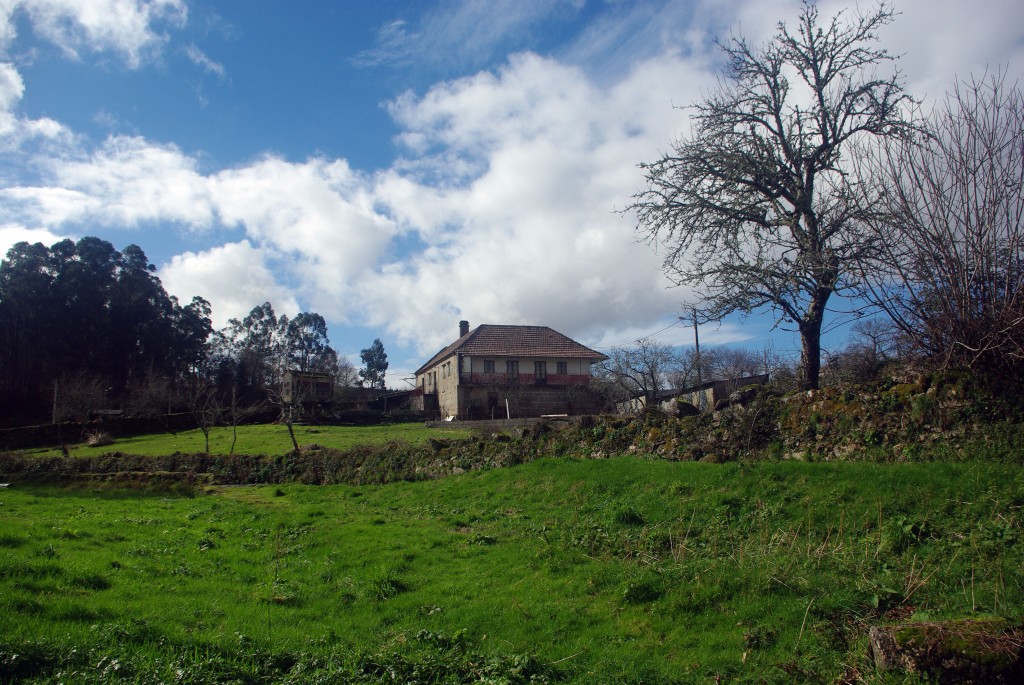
top-left (857, 70), bottom-right (1024, 374)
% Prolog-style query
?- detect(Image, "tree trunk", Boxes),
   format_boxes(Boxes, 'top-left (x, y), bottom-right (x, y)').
top-left (794, 301), bottom-right (827, 389)
top-left (285, 405), bottom-right (300, 453)
top-left (800, 330), bottom-right (820, 390)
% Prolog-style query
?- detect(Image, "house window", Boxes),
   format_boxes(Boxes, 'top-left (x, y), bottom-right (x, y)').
top-left (484, 359), bottom-right (495, 374)
top-left (557, 361), bottom-right (568, 376)
top-left (535, 361), bottom-right (547, 381)
top-left (506, 360), bottom-right (519, 380)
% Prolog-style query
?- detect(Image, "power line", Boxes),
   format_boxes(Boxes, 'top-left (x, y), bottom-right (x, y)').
top-left (593, 318), bottom-right (686, 350)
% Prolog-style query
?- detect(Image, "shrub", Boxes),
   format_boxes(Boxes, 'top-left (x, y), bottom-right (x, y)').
top-left (86, 432), bottom-right (114, 447)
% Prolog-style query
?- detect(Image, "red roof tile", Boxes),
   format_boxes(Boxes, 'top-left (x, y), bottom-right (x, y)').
top-left (415, 324), bottom-right (607, 375)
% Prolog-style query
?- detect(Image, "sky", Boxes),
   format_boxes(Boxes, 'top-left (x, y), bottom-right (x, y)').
top-left (0, 0), bottom-right (1021, 387)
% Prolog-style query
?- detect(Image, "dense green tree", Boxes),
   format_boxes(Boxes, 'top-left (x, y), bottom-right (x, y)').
top-left (219, 302), bottom-right (287, 401)
top-left (359, 338), bottom-right (388, 390)
top-left (286, 312), bottom-right (331, 373)
top-left (0, 237), bottom-right (212, 423)
top-left (213, 303), bottom-right (343, 404)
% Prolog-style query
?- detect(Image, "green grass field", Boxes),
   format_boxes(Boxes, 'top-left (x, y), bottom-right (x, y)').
top-left (25, 422), bottom-right (471, 458)
top-left (1, 456), bottom-right (1021, 683)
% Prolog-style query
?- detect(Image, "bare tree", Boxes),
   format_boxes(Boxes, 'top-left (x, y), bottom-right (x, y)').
top-left (52, 371), bottom-right (108, 455)
top-left (125, 374), bottom-right (176, 418)
top-left (52, 371), bottom-right (107, 424)
top-left (630, 2), bottom-right (915, 390)
top-left (856, 71), bottom-right (1024, 374)
top-left (186, 379), bottom-right (222, 454)
top-left (227, 385), bottom-right (266, 456)
top-left (267, 373), bottom-right (323, 453)
top-left (673, 346), bottom-right (766, 390)
top-left (824, 318), bottom-right (899, 384)
top-left (325, 349), bottom-right (359, 388)
top-left (602, 338), bottom-right (679, 409)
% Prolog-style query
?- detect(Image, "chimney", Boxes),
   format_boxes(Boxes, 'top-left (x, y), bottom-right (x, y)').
top-left (459, 320), bottom-right (470, 337)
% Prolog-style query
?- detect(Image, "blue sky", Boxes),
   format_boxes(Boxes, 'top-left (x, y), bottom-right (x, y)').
top-left (1, 0), bottom-right (1021, 387)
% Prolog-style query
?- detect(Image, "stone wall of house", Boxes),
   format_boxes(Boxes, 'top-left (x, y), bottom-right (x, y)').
top-left (461, 384), bottom-right (602, 419)
top-left (415, 355), bottom-right (462, 419)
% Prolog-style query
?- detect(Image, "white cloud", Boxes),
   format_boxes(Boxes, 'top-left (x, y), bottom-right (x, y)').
top-left (184, 42), bottom-right (224, 78)
top-left (0, 1), bottom-right (18, 50)
top-left (0, 222), bottom-right (64, 256)
top-left (364, 50), bottom-right (722, 354)
top-left (0, 59), bottom-right (70, 144)
top-left (0, 0), bottom-right (180, 145)
top-left (871, 0), bottom-right (1024, 103)
top-left (4, 135), bottom-right (214, 227)
top-left (353, 0), bottom-right (583, 72)
top-left (0, 60), bottom-right (21, 134)
top-left (0, 60), bottom-right (21, 109)
top-left (158, 240), bottom-right (301, 329)
top-left (208, 155), bottom-right (398, 319)
top-left (587, 318), bottom-right (754, 351)
top-left (16, 0), bottom-right (187, 67)
top-left (350, 19), bottom-right (418, 69)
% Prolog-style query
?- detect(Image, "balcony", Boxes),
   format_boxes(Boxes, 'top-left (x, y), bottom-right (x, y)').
top-left (460, 372), bottom-right (591, 387)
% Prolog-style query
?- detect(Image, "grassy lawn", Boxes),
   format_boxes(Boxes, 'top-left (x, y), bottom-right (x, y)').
top-left (24, 422), bottom-right (471, 458)
top-left (1, 456), bottom-right (1021, 683)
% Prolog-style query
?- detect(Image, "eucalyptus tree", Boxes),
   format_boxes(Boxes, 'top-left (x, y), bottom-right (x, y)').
top-left (630, 2), bottom-right (915, 389)
top-left (359, 338), bottom-right (388, 390)
top-left (286, 312), bottom-right (331, 372)
top-left (0, 237), bottom-right (212, 421)
top-left (217, 303), bottom-right (342, 401)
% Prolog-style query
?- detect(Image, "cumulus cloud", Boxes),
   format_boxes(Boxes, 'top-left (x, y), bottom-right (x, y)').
top-left (0, 60), bottom-right (68, 143)
top-left (0, 60), bottom-right (22, 134)
top-left (158, 240), bottom-right (301, 329)
top-left (207, 156), bottom-right (398, 318)
top-left (15, 0), bottom-right (187, 67)
top-left (0, 0), bottom-right (179, 147)
top-left (0, 222), bottom-right (65, 256)
top-left (364, 50), bottom-right (720, 354)
top-left (1, 135), bottom-right (213, 227)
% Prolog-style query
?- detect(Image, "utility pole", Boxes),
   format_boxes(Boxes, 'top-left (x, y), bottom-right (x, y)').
top-left (692, 308), bottom-right (702, 387)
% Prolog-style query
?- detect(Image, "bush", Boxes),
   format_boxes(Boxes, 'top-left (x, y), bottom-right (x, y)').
top-left (86, 432), bottom-right (114, 447)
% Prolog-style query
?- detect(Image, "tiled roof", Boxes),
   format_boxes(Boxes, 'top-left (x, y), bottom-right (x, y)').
top-left (415, 324), bottom-right (608, 375)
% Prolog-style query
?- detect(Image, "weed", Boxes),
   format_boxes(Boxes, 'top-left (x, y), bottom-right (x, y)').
top-left (742, 623), bottom-right (779, 650)
top-left (0, 534), bottom-right (26, 548)
top-left (883, 515), bottom-right (934, 554)
top-left (469, 533), bottom-right (498, 545)
top-left (367, 565), bottom-right (408, 601)
top-left (622, 574), bottom-right (664, 604)
top-left (614, 506), bottom-right (646, 526)
top-left (68, 572), bottom-right (110, 590)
